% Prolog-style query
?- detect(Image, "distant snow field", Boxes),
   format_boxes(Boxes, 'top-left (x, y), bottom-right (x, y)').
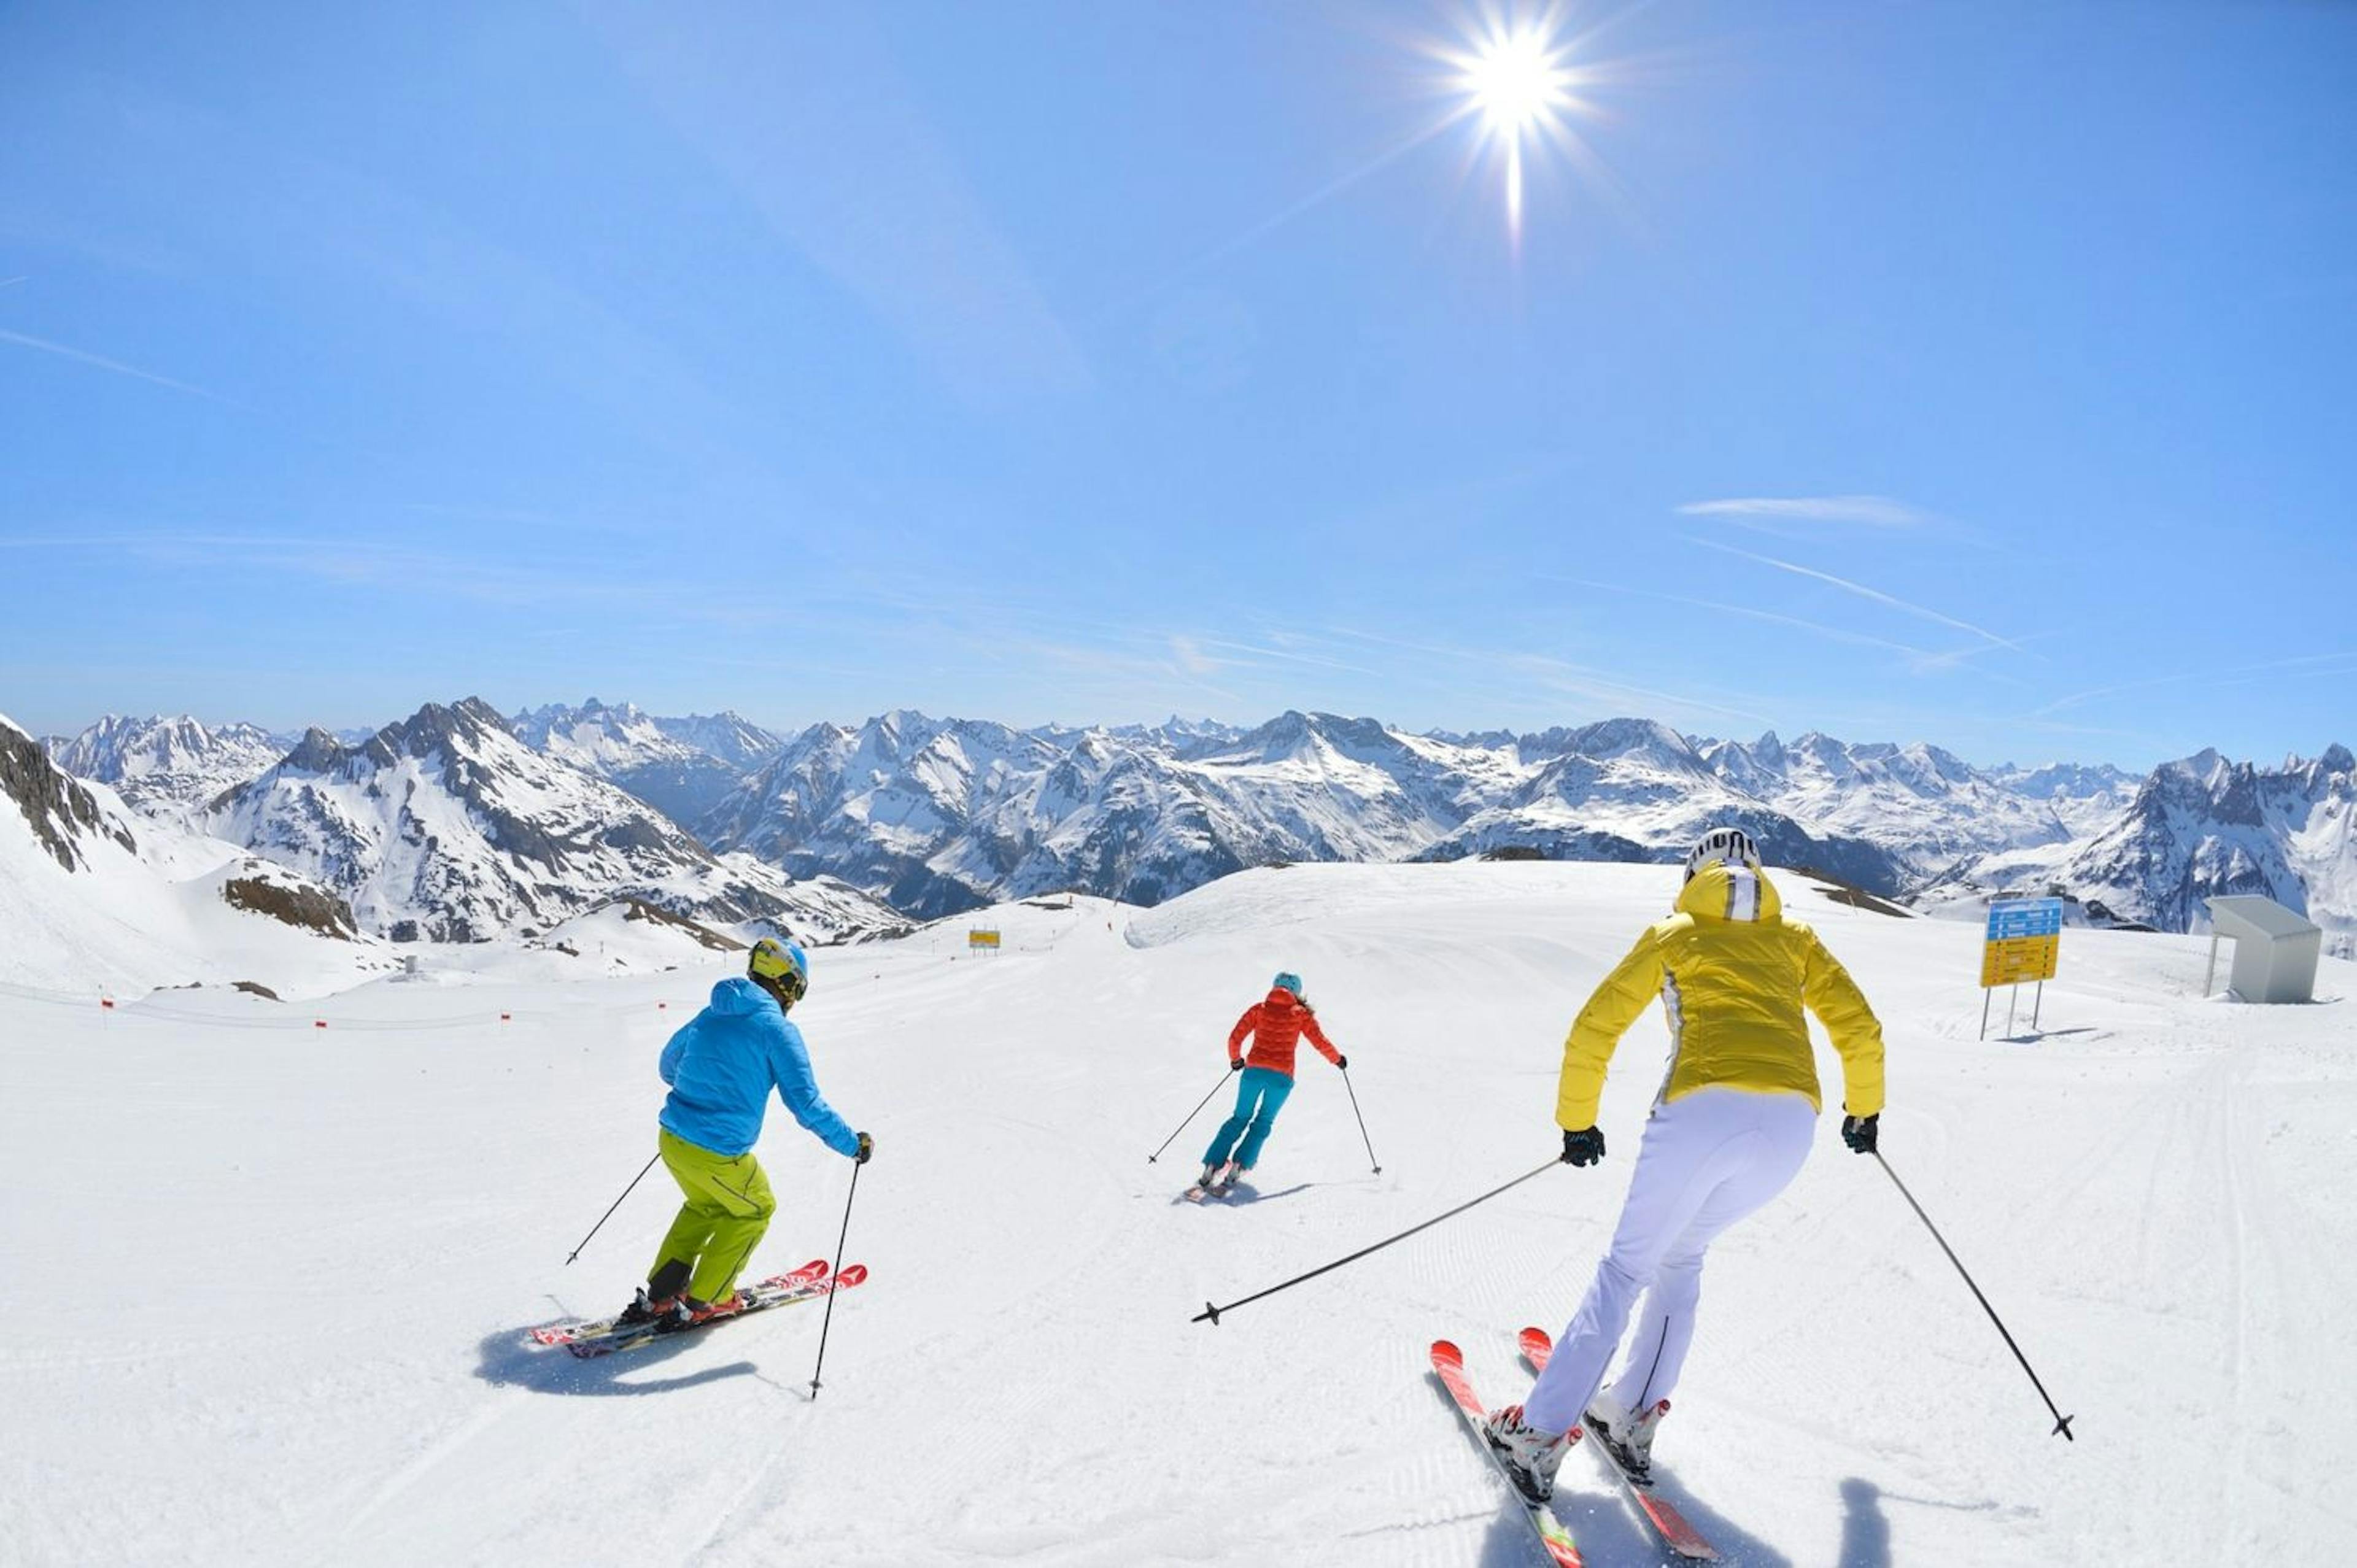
top-left (3, 862), bottom-right (2353, 1565)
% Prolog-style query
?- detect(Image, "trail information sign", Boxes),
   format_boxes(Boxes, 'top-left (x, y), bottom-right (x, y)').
top-left (1981, 898), bottom-right (2064, 988)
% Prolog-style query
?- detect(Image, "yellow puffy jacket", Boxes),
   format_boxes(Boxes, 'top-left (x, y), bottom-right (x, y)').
top-left (1555, 863), bottom-right (1885, 1130)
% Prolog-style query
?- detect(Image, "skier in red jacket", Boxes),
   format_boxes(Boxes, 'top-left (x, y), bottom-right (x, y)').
top-left (1196, 972), bottom-right (1347, 1191)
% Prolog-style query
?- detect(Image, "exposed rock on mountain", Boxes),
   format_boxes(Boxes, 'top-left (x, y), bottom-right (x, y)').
top-left (6, 715), bottom-right (138, 870)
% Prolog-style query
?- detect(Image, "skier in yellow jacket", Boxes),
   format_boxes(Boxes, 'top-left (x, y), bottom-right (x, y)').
top-left (1482, 827), bottom-right (1886, 1500)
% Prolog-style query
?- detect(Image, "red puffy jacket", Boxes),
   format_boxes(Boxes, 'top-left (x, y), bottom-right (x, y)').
top-left (1228, 989), bottom-right (1342, 1078)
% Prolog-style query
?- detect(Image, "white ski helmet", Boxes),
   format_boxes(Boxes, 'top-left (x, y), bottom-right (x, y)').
top-left (1683, 826), bottom-right (1761, 882)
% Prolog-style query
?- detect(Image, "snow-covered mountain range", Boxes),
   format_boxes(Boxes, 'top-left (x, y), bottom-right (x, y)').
top-left (44, 714), bottom-right (288, 820)
top-left (203, 698), bottom-right (894, 944)
top-left (509, 698), bottom-right (781, 829)
top-left (33, 698), bottom-right (2350, 950)
top-left (2051, 746), bottom-right (2353, 937)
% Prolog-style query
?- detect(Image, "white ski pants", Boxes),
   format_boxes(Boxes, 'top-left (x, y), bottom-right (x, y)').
top-left (1522, 1086), bottom-right (1817, 1435)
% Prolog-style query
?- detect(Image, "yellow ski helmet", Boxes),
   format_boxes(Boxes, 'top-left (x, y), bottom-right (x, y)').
top-left (748, 937), bottom-right (809, 1006)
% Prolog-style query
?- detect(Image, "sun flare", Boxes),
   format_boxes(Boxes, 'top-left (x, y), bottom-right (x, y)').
top-left (1440, 12), bottom-right (1587, 242)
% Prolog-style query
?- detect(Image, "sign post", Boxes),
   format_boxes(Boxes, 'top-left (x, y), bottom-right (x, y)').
top-left (1980, 898), bottom-right (2063, 1040)
top-left (967, 929), bottom-right (1002, 955)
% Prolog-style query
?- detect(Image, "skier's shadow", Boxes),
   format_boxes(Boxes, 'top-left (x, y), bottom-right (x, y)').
top-left (1432, 1373), bottom-right (1792, 1567)
top-left (471, 1324), bottom-right (757, 1399)
top-left (1836, 1477), bottom-right (1893, 1567)
top-left (1644, 1470), bottom-right (1791, 1567)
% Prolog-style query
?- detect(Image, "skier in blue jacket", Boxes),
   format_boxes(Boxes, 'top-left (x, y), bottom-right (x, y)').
top-left (618, 937), bottom-right (871, 1330)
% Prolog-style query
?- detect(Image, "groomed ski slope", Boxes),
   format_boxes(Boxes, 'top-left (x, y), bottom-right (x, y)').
top-left (4, 860), bottom-right (2353, 1566)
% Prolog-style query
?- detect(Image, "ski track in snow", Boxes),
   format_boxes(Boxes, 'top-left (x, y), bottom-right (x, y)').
top-left (4, 863), bottom-right (2355, 1565)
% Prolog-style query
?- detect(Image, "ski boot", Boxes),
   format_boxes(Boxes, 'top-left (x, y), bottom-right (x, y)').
top-left (1479, 1403), bottom-right (1576, 1504)
top-left (1585, 1392), bottom-right (1670, 1482)
top-left (615, 1286), bottom-right (681, 1326)
top-left (658, 1291), bottom-right (745, 1332)
top-left (1209, 1159), bottom-right (1244, 1194)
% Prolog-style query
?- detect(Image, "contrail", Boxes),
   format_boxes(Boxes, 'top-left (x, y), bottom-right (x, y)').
top-left (0, 326), bottom-right (236, 404)
top-left (1695, 538), bottom-right (2026, 652)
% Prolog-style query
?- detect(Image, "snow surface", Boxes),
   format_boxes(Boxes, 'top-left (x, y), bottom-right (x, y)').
top-left (4, 862), bottom-right (2354, 1565)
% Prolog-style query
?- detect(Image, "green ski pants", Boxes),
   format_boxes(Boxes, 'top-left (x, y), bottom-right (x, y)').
top-left (647, 1127), bottom-right (776, 1303)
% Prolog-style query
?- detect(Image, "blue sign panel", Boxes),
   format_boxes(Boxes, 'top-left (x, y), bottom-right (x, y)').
top-left (1986, 898), bottom-right (2065, 942)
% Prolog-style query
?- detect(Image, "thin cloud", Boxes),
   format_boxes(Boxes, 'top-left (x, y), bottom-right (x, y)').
top-left (1695, 538), bottom-right (2029, 654)
top-left (2033, 651), bottom-right (2357, 719)
top-left (1315, 622), bottom-right (1771, 725)
top-left (1679, 495), bottom-right (1927, 528)
top-left (1565, 577), bottom-right (1933, 658)
top-left (1169, 635), bottom-right (1220, 676)
top-left (0, 326), bottom-right (236, 404)
top-left (1558, 576), bottom-right (2027, 687)
top-left (589, 6), bottom-right (1091, 407)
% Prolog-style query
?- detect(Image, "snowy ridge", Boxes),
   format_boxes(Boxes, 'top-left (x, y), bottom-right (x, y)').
top-left (44, 713), bottom-right (287, 822)
top-left (207, 697), bottom-right (901, 944)
top-left (508, 698), bottom-right (780, 827)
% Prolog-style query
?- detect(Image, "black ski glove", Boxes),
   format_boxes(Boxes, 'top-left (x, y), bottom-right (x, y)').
top-left (854, 1132), bottom-right (874, 1164)
top-left (1841, 1114), bottom-right (1878, 1154)
top-left (1334, 1054), bottom-right (1349, 1071)
top-left (1562, 1126), bottom-right (1606, 1167)
top-left (1230, 1057), bottom-right (1245, 1072)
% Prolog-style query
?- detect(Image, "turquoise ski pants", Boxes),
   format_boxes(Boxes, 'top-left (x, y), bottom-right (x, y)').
top-left (1204, 1067), bottom-right (1295, 1170)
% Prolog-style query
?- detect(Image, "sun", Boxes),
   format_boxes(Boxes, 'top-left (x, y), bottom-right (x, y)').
top-left (1439, 11), bottom-right (1587, 242)
top-left (1463, 27), bottom-right (1569, 139)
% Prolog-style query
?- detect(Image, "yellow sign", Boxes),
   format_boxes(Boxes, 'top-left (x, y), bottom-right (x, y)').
top-left (967, 929), bottom-right (1002, 951)
top-left (1980, 935), bottom-right (2059, 987)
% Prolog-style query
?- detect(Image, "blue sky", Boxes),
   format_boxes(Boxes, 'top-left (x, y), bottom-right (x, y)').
top-left (3, 1), bottom-right (2351, 769)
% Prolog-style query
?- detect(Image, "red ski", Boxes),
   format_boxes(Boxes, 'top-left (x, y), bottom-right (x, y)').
top-left (1430, 1339), bottom-right (1584, 1568)
top-left (528, 1257), bottom-right (832, 1346)
top-left (1519, 1326), bottom-right (1720, 1561)
top-left (562, 1265), bottom-right (868, 1360)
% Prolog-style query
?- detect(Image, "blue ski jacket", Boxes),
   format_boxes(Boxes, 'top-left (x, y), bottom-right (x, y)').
top-left (658, 977), bottom-right (859, 1159)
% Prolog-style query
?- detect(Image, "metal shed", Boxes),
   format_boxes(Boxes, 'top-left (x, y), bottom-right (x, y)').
top-left (2203, 895), bottom-right (2322, 1005)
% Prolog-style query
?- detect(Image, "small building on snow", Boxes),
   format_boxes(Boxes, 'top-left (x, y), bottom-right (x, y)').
top-left (2202, 895), bottom-right (2322, 1005)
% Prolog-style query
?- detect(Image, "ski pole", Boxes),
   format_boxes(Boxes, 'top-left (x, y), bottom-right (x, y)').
top-left (564, 1152), bottom-right (660, 1265)
top-left (1146, 1069), bottom-right (1234, 1164)
top-left (808, 1156), bottom-right (863, 1400)
top-left (1874, 1151), bottom-right (2076, 1440)
top-left (1339, 1064), bottom-right (1382, 1175)
top-left (1194, 1157), bottom-right (1558, 1324)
